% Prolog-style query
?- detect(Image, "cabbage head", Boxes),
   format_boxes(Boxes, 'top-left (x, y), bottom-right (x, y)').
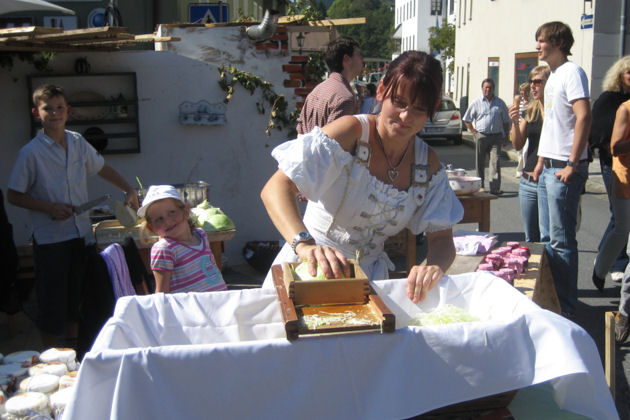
top-left (191, 203), bottom-right (234, 232)
top-left (293, 261), bottom-right (327, 281)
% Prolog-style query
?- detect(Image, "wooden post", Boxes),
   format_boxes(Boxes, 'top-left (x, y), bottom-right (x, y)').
top-left (605, 311), bottom-right (615, 400)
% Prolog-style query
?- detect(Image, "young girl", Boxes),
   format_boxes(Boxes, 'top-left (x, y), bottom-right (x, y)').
top-left (137, 185), bottom-right (226, 293)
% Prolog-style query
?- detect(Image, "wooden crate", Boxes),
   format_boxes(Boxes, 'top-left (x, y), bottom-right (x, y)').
top-left (281, 259), bottom-right (369, 306)
top-left (271, 264), bottom-right (395, 340)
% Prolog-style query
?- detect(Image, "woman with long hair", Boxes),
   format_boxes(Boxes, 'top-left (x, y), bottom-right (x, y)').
top-left (591, 56), bottom-right (630, 284)
top-left (508, 65), bottom-right (550, 242)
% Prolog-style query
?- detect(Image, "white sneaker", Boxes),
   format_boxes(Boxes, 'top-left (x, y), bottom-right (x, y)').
top-left (611, 272), bottom-right (624, 283)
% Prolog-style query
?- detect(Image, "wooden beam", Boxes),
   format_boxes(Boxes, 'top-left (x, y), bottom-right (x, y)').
top-left (0, 26), bottom-right (61, 37)
top-left (279, 16), bottom-right (367, 27)
top-left (32, 26), bottom-right (131, 41)
top-left (284, 25), bottom-right (333, 33)
top-left (134, 34), bottom-right (180, 42)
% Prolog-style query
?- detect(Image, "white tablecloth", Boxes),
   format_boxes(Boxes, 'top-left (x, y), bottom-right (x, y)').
top-left (64, 273), bottom-right (618, 420)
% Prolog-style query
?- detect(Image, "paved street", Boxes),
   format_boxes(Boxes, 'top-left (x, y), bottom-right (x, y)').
top-left (436, 132), bottom-right (628, 417)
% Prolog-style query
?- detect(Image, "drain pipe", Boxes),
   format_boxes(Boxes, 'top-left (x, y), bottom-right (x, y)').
top-left (621, 0), bottom-right (627, 57)
top-left (246, 9), bottom-right (280, 40)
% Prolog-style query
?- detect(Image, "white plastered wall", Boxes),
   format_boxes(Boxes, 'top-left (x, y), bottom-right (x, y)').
top-left (1, 25), bottom-right (298, 267)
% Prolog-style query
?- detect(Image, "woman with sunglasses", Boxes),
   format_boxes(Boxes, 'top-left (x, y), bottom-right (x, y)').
top-left (508, 65), bottom-right (550, 242)
top-left (260, 51), bottom-right (463, 304)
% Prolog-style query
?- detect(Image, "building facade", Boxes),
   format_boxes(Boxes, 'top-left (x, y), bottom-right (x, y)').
top-left (453, 0), bottom-right (628, 109)
top-left (393, 0), bottom-right (457, 94)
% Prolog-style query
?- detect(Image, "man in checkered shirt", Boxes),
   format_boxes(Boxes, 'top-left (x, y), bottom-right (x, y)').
top-left (297, 36), bottom-right (364, 135)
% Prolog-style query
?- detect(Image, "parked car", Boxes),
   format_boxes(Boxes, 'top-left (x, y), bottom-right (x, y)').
top-left (419, 96), bottom-right (463, 145)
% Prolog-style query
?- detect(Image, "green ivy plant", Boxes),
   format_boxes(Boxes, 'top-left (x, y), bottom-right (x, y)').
top-left (0, 51), bottom-right (55, 71)
top-left (305, 52), bottom-right (326, 83)
top-left (286, 0), bottom-right (326, 24)
top-left (218, 65), bottom-right (299, 139)
top-left (235, 8), bottom-right (255, 23)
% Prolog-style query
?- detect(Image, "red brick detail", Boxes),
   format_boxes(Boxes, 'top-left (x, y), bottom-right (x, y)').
top-left (283, 80), bottom-right (303, 88)
top-left (270, 33), bottom-right (289, 41)
top-left (289, 73), bottom-right (306, 80)
top-left (282, 64), bottom-right (304, 73)
top-left (294, 88), bottom-right (312, 96)
top-left (290, 56), bottom-right (309, 63)
top-left (296, 101), bottom-right (305, 108)
top-left (304, 81), bottom-right (318, 89)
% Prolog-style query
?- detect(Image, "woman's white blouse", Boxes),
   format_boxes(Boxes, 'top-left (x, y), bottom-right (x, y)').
top-left (263, 115), bottom-right (463, 285)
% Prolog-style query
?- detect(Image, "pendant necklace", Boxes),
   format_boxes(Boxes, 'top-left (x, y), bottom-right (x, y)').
top-left (374, 120), bottom-right (412, 183)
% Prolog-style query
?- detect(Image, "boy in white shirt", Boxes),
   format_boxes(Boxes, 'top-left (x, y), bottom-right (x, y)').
top-left (533, 22), bottom-right (591, 317)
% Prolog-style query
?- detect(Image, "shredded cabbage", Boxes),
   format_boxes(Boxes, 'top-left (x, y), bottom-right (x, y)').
top-left (409, 304), bottom-right (479, 326)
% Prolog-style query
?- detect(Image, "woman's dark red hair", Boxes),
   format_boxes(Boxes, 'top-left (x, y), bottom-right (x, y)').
top-left (380, 51), bottom-right (443, 118)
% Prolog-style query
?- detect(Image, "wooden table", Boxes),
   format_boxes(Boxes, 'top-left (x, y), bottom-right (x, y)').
top-left (447, 242), bottom-right (561, 314)
top-left (93, 220), bottom-right (235, 272)
top-left (456, 191), bottom-right (498, 232)
top-left (403, 191), bottom-right (498, 272)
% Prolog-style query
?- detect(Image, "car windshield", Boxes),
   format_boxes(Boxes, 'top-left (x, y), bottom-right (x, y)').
top-left (439, 99), bottom-right (456, 112)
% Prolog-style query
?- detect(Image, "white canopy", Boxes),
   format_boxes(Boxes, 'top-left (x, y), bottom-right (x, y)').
top-left (0, 0), bottom-right (75, 15)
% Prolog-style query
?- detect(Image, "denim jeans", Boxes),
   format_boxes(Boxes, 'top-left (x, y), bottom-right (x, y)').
top-left (595, 181), bottom-right (630, 280)
top-left (518, 177), bottom-right (545, 242)
top-left (622, 241), bottom-right (630, 316)
top-left (537, 162), bottom-right (588, 313)
top-left (598, 161), bottom-right (629, 272)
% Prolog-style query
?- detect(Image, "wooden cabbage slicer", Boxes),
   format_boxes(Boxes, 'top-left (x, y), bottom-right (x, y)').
top-left (272, 259), bottom-right (395, 340)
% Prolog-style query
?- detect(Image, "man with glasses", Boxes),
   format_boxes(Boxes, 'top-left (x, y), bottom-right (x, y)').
top-left (463, 78), bottom-right (511, 195)
top-left (297, 36), bottom-right (363, 134)
top-left (534, 21), bottom-right (591, 317)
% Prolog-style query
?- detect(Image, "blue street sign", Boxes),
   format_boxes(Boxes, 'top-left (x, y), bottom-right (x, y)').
top-left (580, 14), bottom-right (593, 30)
top-left (189, 4), bottom-right (229, 24)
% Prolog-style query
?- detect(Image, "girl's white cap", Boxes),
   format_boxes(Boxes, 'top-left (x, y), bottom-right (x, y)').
top-left (137, 185), bottom-right (185, 218)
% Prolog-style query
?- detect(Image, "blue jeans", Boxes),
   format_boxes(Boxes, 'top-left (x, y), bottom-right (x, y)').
top-left (595, 182), bottom-right (630, 281)
top-left (598, 161), bottom-right (629, 272)
top-left (518, 177), bottom-right (545, 242)
top-left (537, 162), bottom-right (588, 313)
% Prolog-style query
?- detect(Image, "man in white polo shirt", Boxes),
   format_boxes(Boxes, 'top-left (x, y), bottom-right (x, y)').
top-left (463, 78), bottom-right (510, 195)
top-left (534, 21), bottom-right (591, 317)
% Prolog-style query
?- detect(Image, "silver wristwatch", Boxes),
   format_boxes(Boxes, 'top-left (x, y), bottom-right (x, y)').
top-left (291, 231), bottom-right (314, 254)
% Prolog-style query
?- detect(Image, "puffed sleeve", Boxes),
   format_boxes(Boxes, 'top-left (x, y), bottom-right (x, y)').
top-left (271, 127), bottom-right (354, 201)
top-left (150, 240), bottom-right (174, 272)
top-left (406, 167), bottom-right (463, 234)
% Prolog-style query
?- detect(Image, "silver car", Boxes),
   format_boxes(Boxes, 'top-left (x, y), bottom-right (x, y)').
top-left (419, 97), bottom-right (463, 145)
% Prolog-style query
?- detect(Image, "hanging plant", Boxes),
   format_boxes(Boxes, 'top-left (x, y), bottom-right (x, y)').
top-left (0, 51), bottom-right (55, 71)
top-left (286, 0), bottom-right (326, 24)
top-left (218, 65), bottom-right (299, 138)
top-left (305, 52), bottom-right (326, 84)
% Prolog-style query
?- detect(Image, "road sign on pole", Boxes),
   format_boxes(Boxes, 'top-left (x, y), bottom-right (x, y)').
top-left (189, 4), bottom-right (229, 24)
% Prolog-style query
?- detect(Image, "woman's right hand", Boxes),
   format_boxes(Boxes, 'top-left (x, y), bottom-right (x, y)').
top-left (295, 243), bottom-right (351, 279)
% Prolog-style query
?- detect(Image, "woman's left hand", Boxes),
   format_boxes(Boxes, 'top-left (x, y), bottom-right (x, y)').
top-left (406, 264), bottom-right (444, 303)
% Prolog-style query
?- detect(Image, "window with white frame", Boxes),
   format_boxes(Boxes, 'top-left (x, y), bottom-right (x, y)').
top-left (431, 0), bottom-right (442, 15)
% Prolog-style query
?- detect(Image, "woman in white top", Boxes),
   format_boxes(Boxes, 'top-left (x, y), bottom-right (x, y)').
top-left (260, 51), bottom-right (463, 303)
